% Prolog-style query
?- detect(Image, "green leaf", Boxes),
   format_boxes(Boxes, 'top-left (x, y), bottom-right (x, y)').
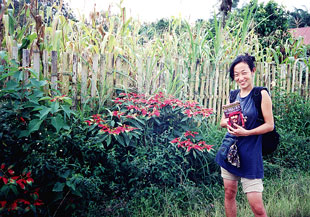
top-left (28, 119), bottom-right (43, 134)
top-left (2, 80), bottom-right (19, 90)
top-left (61, 105), bottom-right (72, 118)
top-left (39, 107), bottom-right (52, 120)
top-left (59, 170), bottom-right (72, 179)
top-left (106, 135), bottom-right (112, 147)
top-left (51, 101), bottom-right (60, 114)
top-left (51, 115), bottom-right (65, 133)
top-left (39, 96), bottom-right (52, 101)
top-left (52, 182), bottom-right (65, 192)
top-left (19, 130), bottom-right (30, 138)
top-left (115, 135), bottom-right (125, 146)
top-left (65, 180), bottom-right (76, 192)
top-left (30, 78), bottom-right (47, 88)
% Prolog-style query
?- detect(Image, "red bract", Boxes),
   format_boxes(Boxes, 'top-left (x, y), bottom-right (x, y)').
top-left (26, 178), bottom-right (34, 184)
top-left (2, 177), bottom-right (8, 184)
top-left (85, 120), bottom-right (92, 126)
top-left (8, 169), bottom-right (15, 175)
top-left (185, 109), bottom-right (192, 117)
top-left (20, 117), bottom-right (26, 123)
top-left (184, 131), bottom-right (198, 138)
top-left (171, 133), bottom-right (213, 153)
top-left (171, 138), bottom-right (180, 143)
top-left (33, 199), bottom-right (44, 206)
top-left (17, 179), bottom-right (26, 189)
top-left (1, 163), bottom-right (5, 169)
top-left (0, 201), bottom-right (7, 207)
top-left (8, 202), bottom-right (17, 211)
top-left (26, 171), bottom-right (31, 178)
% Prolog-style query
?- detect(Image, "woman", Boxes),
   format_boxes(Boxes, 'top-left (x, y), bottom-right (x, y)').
top-left (215, 54), bottom-right (274, 217)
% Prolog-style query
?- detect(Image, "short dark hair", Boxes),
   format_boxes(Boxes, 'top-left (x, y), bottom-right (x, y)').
top-left (229, 53), bottom-right (256, 81)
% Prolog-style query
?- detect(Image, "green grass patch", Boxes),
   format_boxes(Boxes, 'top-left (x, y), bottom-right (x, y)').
top-left (121, 170), bottom-right (310, 217)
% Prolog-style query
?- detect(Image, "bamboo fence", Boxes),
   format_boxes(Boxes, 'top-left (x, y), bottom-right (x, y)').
top-left (2, 47), bottom-right (310, 122)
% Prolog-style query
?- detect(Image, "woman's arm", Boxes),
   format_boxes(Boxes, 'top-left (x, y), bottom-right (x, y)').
top-left (220, 114), bottom-right (229, 128)
top-left (227, 90), bottom-right (274, 136)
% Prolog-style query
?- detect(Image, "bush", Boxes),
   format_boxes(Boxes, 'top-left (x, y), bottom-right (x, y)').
top-left (265, 90), bottom-right (310, 171)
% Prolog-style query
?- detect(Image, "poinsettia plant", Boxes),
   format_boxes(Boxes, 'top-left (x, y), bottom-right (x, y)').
top-left (85, 92), bottom-right (215, 187)
top-left (0, 163), bottom-right (43, 215)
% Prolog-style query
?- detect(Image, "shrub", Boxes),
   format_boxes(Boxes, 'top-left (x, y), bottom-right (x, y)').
top-left (84, 92), bottom-right (216, 196)
top-left (265, 90), bottom-right (310, 171)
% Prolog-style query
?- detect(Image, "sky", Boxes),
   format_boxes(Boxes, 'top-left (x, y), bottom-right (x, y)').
top-left (65, 0), bottom-right (309, 23)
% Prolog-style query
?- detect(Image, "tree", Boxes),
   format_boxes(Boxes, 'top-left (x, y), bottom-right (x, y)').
top-left (288, 7), bottom-right (310, 28)
top-left (219, 0), bottom-right (233, 26)
top-left (252, 0), bottom-right (290, 48)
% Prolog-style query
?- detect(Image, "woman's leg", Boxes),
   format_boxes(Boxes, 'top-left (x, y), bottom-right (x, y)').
top-left (223, 178), bottom-right (238, 217)
top-left (246, 192), bottom-right (267, 217)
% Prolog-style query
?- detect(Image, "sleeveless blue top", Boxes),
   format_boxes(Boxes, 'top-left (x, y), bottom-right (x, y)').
top-left (215, 88), bottom-right (264, 179)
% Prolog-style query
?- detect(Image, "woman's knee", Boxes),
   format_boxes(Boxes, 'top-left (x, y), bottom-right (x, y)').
top-left (224, 186), bottom-right (237, 200)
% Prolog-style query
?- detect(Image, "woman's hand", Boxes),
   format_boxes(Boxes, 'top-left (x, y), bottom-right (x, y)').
top-left (227, 124), bottom-right (249, 137)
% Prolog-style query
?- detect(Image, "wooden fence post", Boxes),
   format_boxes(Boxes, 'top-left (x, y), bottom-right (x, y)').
top-left (72, 54), bottom-right (78, 108)
top-left (22, 49), bottom-right (30, 84)
top-left (42, 50), bottom-right (49, 93)
top-left (51, 51), bottom-right (58, 95)
top-left (61, 52), bottom-right (69, 95)
top-left (91, 54), bottom-right (99, 101)
top-left (33, 50), bottom-right (40, 79)
top-left (81, 53), bottom-right (88, 104)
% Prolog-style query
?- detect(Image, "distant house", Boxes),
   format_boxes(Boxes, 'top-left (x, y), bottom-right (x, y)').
top-left (289, 27), bottom-right (310, 45)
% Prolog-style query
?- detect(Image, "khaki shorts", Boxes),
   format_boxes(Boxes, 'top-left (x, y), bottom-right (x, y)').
top-left (221, 167), bottom-right (264, 193)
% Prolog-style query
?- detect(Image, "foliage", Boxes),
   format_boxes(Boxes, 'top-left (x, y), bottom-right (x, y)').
top-left (0, 53), bottom-right (217, 216)
top-left (0, 163), bottom-right (43, 216)
top-left (251, 0), bottom-right (290, 49)
top-left (288, 7), bottom-right (310, 28)
top-left (266, 90), bottom-right (310, 171)
top-left (85, 92), bottom-right (216, 190)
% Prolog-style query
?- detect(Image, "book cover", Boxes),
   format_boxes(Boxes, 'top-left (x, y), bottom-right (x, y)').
top-left (222, 101), bottom-right (245, 129)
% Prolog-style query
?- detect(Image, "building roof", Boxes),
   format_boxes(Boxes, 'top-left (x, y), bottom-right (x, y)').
top-left (289, 27), bottom-right (310, 45)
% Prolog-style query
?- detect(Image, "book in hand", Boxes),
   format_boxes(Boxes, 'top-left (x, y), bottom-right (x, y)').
top-left (222, 101), bottom-right (245, 129)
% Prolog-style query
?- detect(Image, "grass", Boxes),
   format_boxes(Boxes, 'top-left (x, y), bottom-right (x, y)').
top-left (124, 169), bottom-right (310, 217)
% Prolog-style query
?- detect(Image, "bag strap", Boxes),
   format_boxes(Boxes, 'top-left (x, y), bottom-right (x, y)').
top-left (252, 86), bottom-right (269, 122)
top-left (229, 89), bottom-right (240, 103)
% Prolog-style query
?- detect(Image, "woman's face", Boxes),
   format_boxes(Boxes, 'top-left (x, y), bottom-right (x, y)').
top-left (233, 62), bottom-right (254, 89)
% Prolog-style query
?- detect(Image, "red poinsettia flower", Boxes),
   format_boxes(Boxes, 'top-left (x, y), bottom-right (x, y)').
top-left (184, 131), bottom-right (198, 138)
top-left (0, 201), bottom-right (7, 207)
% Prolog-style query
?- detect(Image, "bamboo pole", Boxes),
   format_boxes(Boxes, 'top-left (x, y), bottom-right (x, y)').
top-left (189, 61), bottom-right (195, 100)
top-left (51, 51), bottom-right (58, 95)
top-left (298, 62), bottom-right (303, 95)
top-left (199, 62), bottom-right (207, 105)
top-left (99, 54), bottom-right (107, 98)
top-left (33, 50), bottom-right (40, 79)
top-left (106, 53), bottom-right (114, 98)
top-left (291, 60), bottom-right (298, 93)
top-left (213, 63), bottom-right (219, 117)
top-left (271, 64), bottom-right (276, 97)
top-left (72, 54), bottom-right (78, 108)
top-left (137, 58), bottom-right (143, 93)
top-left (286, 64), bottom-right (291, 94)
top-left (217, 63), bottom-right (223, 122)
top-left (194, 60), bottom-right (200, 102)
top-left (91, 54), bottom-right (99, 99)
top-left (22, 49), bottom-right (30, 84)
top-left (81, 53), bottom-right (88, 104)
top-left (62, 52), bottom-right (69, 95)
top-left (305, 66), bottom-right (309, 100)
top-left (12, 47), bottom-right (18, 62)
